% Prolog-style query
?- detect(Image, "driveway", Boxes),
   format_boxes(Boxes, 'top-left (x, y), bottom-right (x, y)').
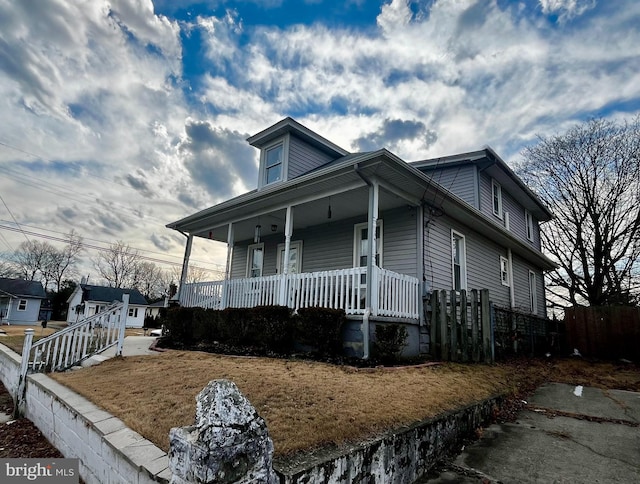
top-left (422, 383), bottom-right (640, 483)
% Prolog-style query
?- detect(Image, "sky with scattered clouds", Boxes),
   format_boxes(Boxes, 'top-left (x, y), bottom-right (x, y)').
top-left (0, 0), bottom-right (639, 284)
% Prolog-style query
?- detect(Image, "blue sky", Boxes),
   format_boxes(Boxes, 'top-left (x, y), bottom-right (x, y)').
top-left (0, 0), bottom-right (639, 282)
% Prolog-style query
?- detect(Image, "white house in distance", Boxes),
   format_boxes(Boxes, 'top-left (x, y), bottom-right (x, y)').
top-left (0, 278), bottom-right (48, 325)
top-left (66, 284), bottom-right (148, 328)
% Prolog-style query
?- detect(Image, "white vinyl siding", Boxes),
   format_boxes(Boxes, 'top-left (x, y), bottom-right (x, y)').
top-left (230, 207), bottom-right (417, 280)
top-left (424, 213), bottom-right (511, 308)
top-left (419, 165), bottom-right (479, 208)
top-left (288, 136), bottom-right (335, 179)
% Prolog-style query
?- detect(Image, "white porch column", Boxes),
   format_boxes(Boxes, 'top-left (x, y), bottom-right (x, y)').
top-left (279, 205), bottom-right (294, 306)
top-left (363, 181), bottom-right (379, 359)
top-left (221, 223), bottom-right (234, 309)
top-left (177, 234), bottom-right (193, 303)
top-left (366, 181), bottom-right (379, 315)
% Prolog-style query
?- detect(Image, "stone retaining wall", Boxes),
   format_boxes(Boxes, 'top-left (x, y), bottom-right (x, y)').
top-left (275, 396), bottom-right (502, 483)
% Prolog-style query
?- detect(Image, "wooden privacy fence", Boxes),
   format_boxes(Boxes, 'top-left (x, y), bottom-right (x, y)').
top-left (428, 289), bottom-right (493, 363)
top-left (565, 306), bottom-right (640, 360)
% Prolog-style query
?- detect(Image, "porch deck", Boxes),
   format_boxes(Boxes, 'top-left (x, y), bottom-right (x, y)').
top-left (180, 267), bottom-right (421, 320)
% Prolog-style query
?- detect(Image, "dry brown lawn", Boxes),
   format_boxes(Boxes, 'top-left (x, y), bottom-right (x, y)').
top-left (0, 325), bottom-right (147, 354)
top-left (51, 351), bottom-right (640, 458)
top-left (0, 325), bottom-right (58, 353)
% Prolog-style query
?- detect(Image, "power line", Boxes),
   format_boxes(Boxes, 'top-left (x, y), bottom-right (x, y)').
top-left (0, 164), bottom-right (172, 228)
top-left (0, 193), bottom-right (29, 243)
top-left (0, 220), bottom-right (224, 270)
top-left (0, 224), bottom-right (224, 276)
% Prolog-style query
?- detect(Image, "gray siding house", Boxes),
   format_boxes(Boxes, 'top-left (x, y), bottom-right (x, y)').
top-left (0, 278), bottom-right (47, 325)
top-left (168, 118), bottom-right (554, 357)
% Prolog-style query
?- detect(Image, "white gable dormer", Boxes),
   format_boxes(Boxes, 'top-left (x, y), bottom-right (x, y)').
top-left (247, 117), bottom-right (349, 191)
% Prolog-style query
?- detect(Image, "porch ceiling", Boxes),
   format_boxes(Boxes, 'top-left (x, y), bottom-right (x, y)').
top-left (172, 153), bottom-right (426, 243)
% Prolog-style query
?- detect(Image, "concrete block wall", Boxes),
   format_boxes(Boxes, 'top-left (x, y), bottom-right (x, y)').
top-left (0, 343), bottom-right (170, 484)
top-left (0, 343), bottom-right (22, 397)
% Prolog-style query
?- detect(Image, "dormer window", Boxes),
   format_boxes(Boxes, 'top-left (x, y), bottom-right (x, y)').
top-left (257, 137), bottom-right (290, 189)
top-left (265, 144), bottom-right (283, 184)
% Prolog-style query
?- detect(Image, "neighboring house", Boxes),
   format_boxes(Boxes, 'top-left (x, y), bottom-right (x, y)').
top-left (0, 278), bottom-right (48, 325)
top-left (66, 285), bottom-right (148, 328)
top-left (145, 298), bottom-right (168, 320)
top-left (167, 117), bottom-right (554, 357)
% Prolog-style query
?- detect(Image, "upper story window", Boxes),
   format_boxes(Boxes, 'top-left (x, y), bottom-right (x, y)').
top-left (265, 144), bottom-right (283, 185)
top-left (451, 230), bottom-right (467, 291)
top-left (525, 210), bottom-right (534, 241)
top-left (492, 179), bottom-right (503, 219)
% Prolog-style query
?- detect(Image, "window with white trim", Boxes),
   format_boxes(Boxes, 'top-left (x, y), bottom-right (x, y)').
top-left (354, 221), bottom-right (383, 285)
top-left (500, 256), bottom-right (510, 287)
top-left (17, 299), bottom-right (27, 311)
top-left (265, 144), bottom-right (283, 185)
top-left (247, 243), bottom-right (264, 278)
top-left (529, 270), bottom-right (538, 314)
top-left (451, 230), bottom-right (467, 291)
top-left (492, 179), bottom-right (503, 219)
top-left (277, 241), bottom-right (303, 274)
top-left (525, 210), bottom-right (534, 241)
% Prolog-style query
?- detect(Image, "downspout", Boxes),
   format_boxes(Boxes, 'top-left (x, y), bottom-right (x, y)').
top-left (355, 164), bottom-right (373, 359)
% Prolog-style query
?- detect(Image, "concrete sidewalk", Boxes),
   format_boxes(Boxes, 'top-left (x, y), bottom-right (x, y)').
top-left (424, 383), bottom-right (640, 483)
top-left (80, 336), bottom-right (162, 367)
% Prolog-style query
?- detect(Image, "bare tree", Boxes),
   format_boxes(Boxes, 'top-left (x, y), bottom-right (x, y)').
top-left (93, 241), bottom-right (140, 288)
top-left (132, 261), bottom-right (167, 300)
top-left (517, 117), bottom-right (640, 306)
top-left (44, 230), bottom-right (84, 291)
top-left (0, 259), bottom-right (17, 278)
top-left (12, 240), bottom-right (53, 283)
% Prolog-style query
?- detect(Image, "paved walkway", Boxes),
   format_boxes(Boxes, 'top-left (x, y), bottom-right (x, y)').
top-left (80, 336), bottom-right (163, 367)
top-left (423, 383), bottom-right (640, 483)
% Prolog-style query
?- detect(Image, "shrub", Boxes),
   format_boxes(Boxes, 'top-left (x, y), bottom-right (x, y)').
top-left (250, 306), bottom-right (294, 353)
top-left (373, 324), bottom-right (408, 363)
top-left (295, 307), bottom-right (346, 356)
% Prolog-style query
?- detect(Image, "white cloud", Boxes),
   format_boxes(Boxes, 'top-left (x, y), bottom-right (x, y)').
top-left (1, 0), bottom-right (639, 276)
top-left (539, 0), bottom-right (597, 21)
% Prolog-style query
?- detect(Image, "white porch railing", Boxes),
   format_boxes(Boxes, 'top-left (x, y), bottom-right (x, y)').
top-left (15, 295), bottom-right (130, 416)
top-left (180, 267), bottom-right (421, 319)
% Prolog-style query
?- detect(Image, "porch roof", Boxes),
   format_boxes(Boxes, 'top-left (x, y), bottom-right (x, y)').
top-left (167, 150), bottom-right (556, 271)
